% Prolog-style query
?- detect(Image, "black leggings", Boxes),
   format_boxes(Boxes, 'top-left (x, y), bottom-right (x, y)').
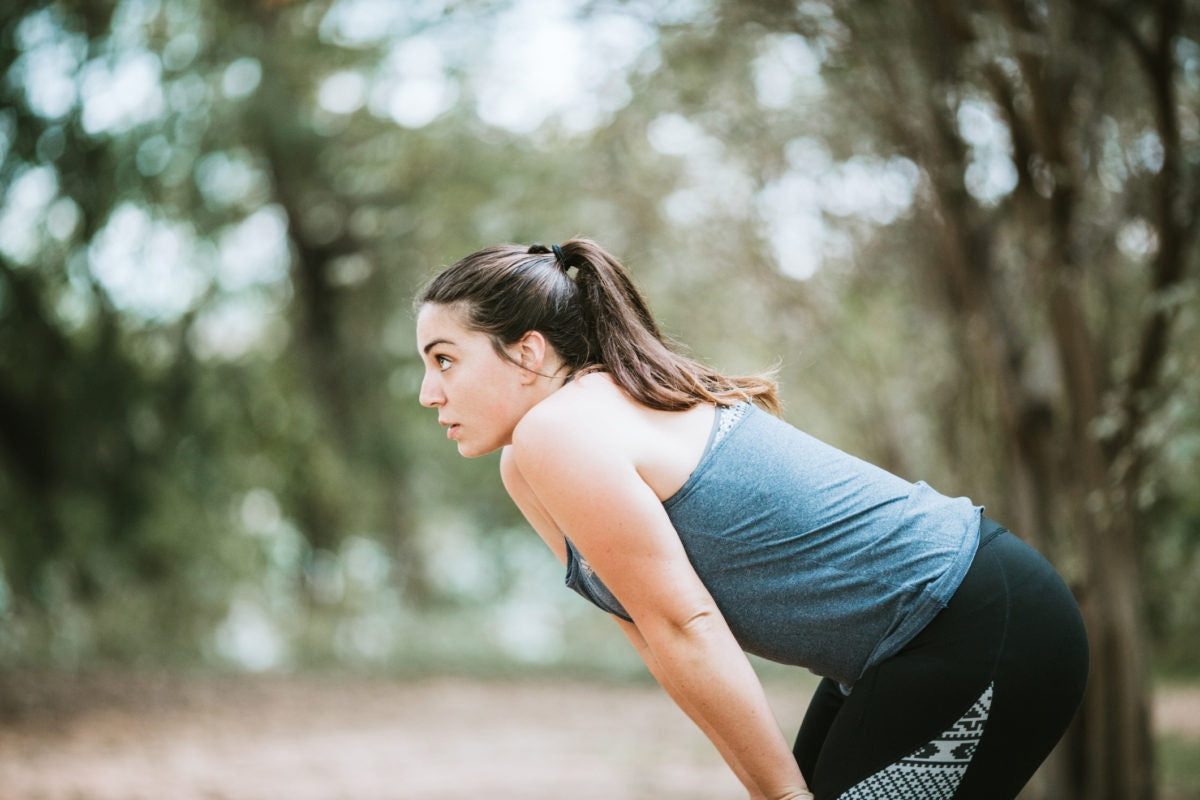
top-left (793, 521), bottom-right (1089, 799)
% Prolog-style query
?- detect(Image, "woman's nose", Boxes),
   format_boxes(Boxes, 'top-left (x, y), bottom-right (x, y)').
top-left (419, 372), bottom-right (444, 407)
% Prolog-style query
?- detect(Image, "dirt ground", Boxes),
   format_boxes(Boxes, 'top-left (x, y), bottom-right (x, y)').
top-left (0, 672), bottom-right (1196, 800)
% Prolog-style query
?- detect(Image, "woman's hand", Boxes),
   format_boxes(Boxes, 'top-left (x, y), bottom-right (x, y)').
top-left (747, 784), bottom-right (813, 799)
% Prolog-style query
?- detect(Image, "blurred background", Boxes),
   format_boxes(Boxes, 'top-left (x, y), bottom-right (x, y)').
top-left (0, 0), bottom-right (1197, 798)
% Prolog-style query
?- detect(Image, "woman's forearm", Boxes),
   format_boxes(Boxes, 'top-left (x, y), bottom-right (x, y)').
top-left (657, 664), bottom-right (769, 798)
top-left (632, 610), bottom-right (810, 799)
top-left (618, 619), bottom-right (769, 798)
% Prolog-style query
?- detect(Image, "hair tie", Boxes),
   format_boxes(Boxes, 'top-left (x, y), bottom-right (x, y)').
top-left (551, 244), bottom-right (568, 272)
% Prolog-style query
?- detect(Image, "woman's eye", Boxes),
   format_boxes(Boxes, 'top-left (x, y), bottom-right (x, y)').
top-left (436, 356), bottom-right (451, 371)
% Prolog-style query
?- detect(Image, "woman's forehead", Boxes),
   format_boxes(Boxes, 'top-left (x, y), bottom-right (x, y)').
top-left (418, 302), bottom-right (464, 329)
top-left (416, 303), bottom-right (477, 349)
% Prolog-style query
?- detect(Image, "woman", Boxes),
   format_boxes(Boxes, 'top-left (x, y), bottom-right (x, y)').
top-left (414, 238), bottom-right (1088, 800)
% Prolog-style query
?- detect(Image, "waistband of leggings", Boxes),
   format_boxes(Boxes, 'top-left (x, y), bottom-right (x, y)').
top-left (979, 516), bottom-right (1009, 548)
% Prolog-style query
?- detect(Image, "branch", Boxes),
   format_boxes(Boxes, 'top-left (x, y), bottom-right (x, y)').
top-left (1084, 0), bottom-right (1158, 74)
top-left (1104, 0), bottom-right (1189, 465)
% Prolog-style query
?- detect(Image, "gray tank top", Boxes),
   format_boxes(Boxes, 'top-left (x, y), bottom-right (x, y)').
top-left (563, 402), bottom-right (981, 687)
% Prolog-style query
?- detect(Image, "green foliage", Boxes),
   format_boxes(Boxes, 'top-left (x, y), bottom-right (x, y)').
top-left (1144, 298), bottom-right (1200, 675)
top-left (0, 0), bottom-right (1197, 728)
top-left (1158, 734), bottom-right (1200, 800)
top-left (0, 0), bottom-right (680, 671)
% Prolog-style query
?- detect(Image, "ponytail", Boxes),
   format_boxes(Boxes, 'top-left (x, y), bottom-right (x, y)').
top-left (560, 239), bottom-right (780, 414)
top-left (416, 238), bottom-right (780, 414)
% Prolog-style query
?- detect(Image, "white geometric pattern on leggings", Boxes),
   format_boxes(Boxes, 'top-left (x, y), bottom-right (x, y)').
top-left (836, 682), bottom-right (994, 800)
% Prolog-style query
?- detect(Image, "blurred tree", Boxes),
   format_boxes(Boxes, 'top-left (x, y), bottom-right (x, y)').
top-left (0, 0), bottom-right (464, 660)
top-left (2, 5), bottom-right (1197, 796)
top-left (0, 0), bottom-right (677, 669)
top-left (622, 1), bottom-right (1198, 797)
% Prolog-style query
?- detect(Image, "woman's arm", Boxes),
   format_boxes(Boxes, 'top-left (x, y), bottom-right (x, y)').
top-left (507, 440), bottom-right (758, 789)
top-left (509, 410), bottom-right (811, 800)
top-left (500, 446), bottom-right (568, 564)
top-left (615, 617), bottom-right (771, 800)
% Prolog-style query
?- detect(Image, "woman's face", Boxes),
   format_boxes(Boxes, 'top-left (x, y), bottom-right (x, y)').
top-left (416, 303), bottom-right (532, 458)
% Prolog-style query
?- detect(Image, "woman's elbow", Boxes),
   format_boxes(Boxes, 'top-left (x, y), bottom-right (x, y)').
top-left (642, 601), bottom-right (725, 644)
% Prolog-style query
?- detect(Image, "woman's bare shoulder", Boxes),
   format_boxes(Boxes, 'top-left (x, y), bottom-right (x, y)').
top-left (511, 374), bottom-right (636, 468)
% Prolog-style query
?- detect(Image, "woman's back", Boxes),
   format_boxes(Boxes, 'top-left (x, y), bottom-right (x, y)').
top-left (535, 388), bottom-right (983, 686)
top-left (662, 402), bottom-right (980, 685)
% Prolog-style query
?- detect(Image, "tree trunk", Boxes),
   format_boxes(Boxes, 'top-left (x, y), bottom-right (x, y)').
top-left (710, 0), bottom-right (1192, 794)
top-left (1077, 514), bottom-right (1155, 799)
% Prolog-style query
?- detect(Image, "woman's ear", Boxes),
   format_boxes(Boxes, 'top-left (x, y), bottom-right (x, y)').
top-left (515, 330), bottom-right (549, 383)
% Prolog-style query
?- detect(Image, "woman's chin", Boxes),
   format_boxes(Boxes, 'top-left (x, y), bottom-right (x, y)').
top-left (456, 440), bottom-right (498, 459)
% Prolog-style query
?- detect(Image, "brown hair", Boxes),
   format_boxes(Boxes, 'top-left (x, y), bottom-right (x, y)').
top-left (415, 238), bottom-right (780, 414)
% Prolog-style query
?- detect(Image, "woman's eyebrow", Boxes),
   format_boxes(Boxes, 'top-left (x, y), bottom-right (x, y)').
top-left (422, 338), bottom-right (455, 355)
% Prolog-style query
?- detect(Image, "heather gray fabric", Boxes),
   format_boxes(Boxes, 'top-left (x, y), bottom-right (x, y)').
top-left (564, 403), bottom-right (982, 687)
